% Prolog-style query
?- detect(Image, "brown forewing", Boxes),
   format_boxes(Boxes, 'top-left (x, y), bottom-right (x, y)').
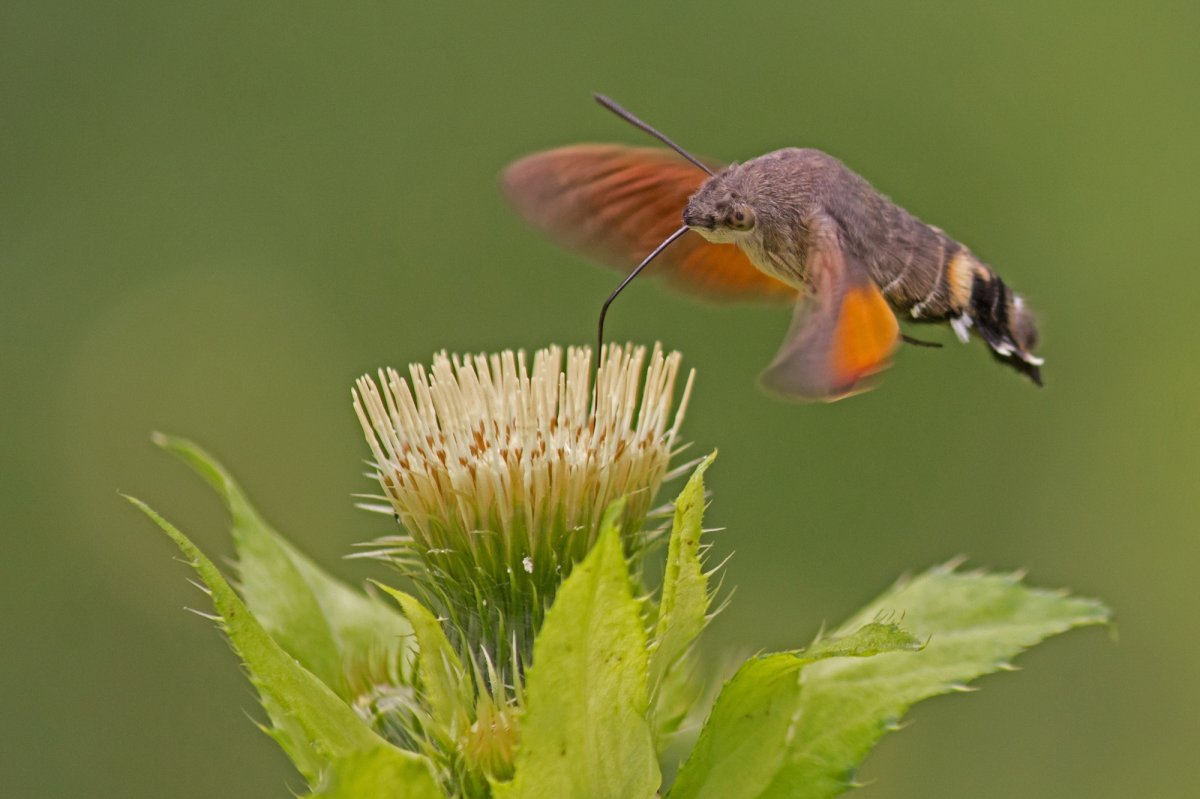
top-left (501, 144), bottom-right (797, 302)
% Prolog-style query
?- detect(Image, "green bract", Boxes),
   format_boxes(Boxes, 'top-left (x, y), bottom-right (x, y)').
top-left (133, 345), bottom-right (1110, 798)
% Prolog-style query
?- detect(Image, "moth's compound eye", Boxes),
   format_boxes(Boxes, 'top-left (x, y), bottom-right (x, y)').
top-left (728, 204), bottom-right (756, 231)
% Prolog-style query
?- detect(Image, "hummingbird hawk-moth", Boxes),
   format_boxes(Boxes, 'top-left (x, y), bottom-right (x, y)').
top-left (501, 95), bottom-right (1044, 401)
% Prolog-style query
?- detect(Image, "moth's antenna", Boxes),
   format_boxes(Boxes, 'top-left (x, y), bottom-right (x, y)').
top-left (594, 94), bottom-right (713, 176)
top-left (597, 225), bottom-right (690, 361)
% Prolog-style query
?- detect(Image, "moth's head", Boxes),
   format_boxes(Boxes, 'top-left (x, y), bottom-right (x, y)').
top-left (683, 166), bottom-right (757, 244)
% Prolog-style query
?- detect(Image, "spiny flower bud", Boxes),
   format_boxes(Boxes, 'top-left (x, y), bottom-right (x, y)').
top-left (353, 343), bottom-right (692, 665)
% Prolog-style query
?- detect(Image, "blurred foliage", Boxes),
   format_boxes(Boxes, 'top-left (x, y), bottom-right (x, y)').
top-left (2, 1), bottom-right (1196, 797)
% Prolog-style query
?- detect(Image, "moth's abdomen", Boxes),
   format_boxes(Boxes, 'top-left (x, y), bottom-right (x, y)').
top-left (908, 244), bottom-right (989, 321)
top-left (963, 266), bottom-right (1043, 384)
top-left (862, 203), bottom-right (973, 320)
top-left (856, 201), bottom-right (1043, 384)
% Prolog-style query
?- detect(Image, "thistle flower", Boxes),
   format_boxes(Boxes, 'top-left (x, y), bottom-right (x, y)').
top-left (353, 343), bottom-right (693, 666)
top-left (137, 339), bottom-right (1110, 799)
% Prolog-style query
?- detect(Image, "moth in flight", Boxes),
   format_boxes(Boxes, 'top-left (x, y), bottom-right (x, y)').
top-left (502, 95), bottom-right (1043, 400)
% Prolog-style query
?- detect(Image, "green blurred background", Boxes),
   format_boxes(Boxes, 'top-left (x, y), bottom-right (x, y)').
top-left (4, 1), bottom-right (1197, 796)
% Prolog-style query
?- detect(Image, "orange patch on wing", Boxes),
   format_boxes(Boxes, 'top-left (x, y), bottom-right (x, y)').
top-left (831, 285), bottom-right (900, 386)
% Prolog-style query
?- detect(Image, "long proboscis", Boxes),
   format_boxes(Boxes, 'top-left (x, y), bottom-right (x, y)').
top-left (593, 94), bottom-right (713, 176)
top-left (596, 225), bottom-right (690, 361)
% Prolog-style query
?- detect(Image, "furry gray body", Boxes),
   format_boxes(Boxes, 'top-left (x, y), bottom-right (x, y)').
top-left (683, 147), bottom-right (1042, 383)
top-left (685, 148), bottom-right (965, 320)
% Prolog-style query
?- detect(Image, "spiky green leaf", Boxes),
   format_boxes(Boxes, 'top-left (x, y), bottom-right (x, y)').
top-left (649, 452), bottom-right (717, 752)
top-left (651, 453), bottom-right (715, 693)
top-left (129, 496), bottom-right (441, 795)
top-left (375, 585), bottom-right (471, 739)
top-left (761, 563), bottom-right (1111, 797)
top-left (492, 501), bottom-right (660, 799)
top-left (305, 748), bottom-right (446, 799)
top-left (670, 622), bottom-right (921, 799)
top-left (154, 433), bottom-right (414, 698)
top-left (674, 563), bottom-right (1110, 799)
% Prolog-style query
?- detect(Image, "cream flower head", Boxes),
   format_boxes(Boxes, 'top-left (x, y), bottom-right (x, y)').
top-left (353, 343), bottom-right (692, 659)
